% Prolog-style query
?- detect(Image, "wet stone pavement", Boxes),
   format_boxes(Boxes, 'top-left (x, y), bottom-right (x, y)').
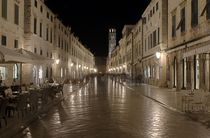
top-left (17, 77), bottom-right (210, 138)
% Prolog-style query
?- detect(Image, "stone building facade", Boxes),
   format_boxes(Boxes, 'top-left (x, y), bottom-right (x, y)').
top-left (0, 0), bottom-right (25, 85)
top-left (167, 0), bottom-right (210, 91)
top-left (0, 0), bottom-right (95, 86)
top-left (142, 0), bottom-right (168, 87)
top-left (23, 0), bottom-right (55, 85)
top-left (132, 20), bottom-right (143, 80)
top-left (69, 34), bottom-right (95, 80)
top-left (123, 25), bottom-right (134, 78)
top-left (107, 0), bottom-right (210, 93)
top-left (53, 18), bottom-right (71, 82)
top-left (108, 0), bottom-right (168, 87)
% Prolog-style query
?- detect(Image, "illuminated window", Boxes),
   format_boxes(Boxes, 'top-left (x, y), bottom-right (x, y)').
top-left (144, 68), bottom-right (147, 78)
top-left (13, 64), bottom-right (18, 79)
top-left (61, 68), bottom-right (63, 78)
top-left (65, 68), bottom-right (67, 76)
top-left (183, 58), bottom-right (187, 88)
top-left (39, 66), bottom-right (43, 79)
top-left (148, 66), bottom-right (151, 78)
top-left (195, 55), bottom-right (200, 89)
top-left (33, 66), bottom-right (37, 80)
top-left (156, 66), bottom-right (159, 79)
top-left (0, 67), bottom-right (6, 80)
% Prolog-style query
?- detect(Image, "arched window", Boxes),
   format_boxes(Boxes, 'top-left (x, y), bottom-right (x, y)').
top-left (33, 65), bottom-right (37, 81)
top-left (174, 57), bottom-right (177, 87)
top-left (61, 68), bottom-right (63, 78)
top-left (46, 67), bottom-right (49, 78)
top-left (148, 66), bottom-right (151, 78)
top-left (65, 68), bottom-right (67, 76)
top-left (33, 66), bottom-right (37, 79)
top-left (50, 67), bottom-right (52, 77)
top-left (13, 64), bottom-right (18, 79)
top-left (39, 66), bottom-right (43, 79)
top-left (183, 58), bottom-right (187, 88)
top-left (195, 55), bottom-right (199, 89)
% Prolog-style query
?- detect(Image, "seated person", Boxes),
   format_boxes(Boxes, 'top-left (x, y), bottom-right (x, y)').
top-left (21, 84), bottom-right (28, 91)
top-left (4, 86), bottom-right (13, 98)
top-left (29, 82), bottom-right (37, 90)
top-left (48, 78), bottom-right (54, 83)
top-left (4, 86), bottom-right (16, 117)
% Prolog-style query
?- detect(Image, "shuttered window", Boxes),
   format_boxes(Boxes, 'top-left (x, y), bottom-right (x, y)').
top-left (207, 0), bottom-right (210, 19)
top-left (14, 4), bottom-right (19, 25)
top-left (1, 35), bottom-right (6, 46)
top-left (181, 7), bottom-right (185, 32)
top-left (172, 15), bottom-right (176, 37)
top-left (191, 0), bottom-right (198, 27)
top-left (2, 0), bottom-right (7, 19)
top-left (34, 18), bottom-right (37, 34)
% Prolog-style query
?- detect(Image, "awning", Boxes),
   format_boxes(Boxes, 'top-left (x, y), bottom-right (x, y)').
top-left (183, 44), bottom-right (210, 58)
top-left (16, 48), bottom-right (54, 64)
top-left (0, 46), bottom-right (30, 63)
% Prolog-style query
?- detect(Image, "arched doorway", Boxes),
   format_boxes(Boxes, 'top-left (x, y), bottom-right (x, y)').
top-left (13, 64), bottom-right (18, 80)
top-left (39, 66), bottom-right (43, 84)
top-left (33, 65), bottom-right (38, 84)
top-left (174, 57), bottom-right (177, 88)
top-left (46, 67), bottom-right (49, 79)
top-left (194, 55), bottom-right (200, 89)
top-left (182, 58), bottom-right (187, 89)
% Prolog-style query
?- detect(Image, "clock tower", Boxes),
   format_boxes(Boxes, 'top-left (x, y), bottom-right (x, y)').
top-left (108, 28), bottom-right (116, 57)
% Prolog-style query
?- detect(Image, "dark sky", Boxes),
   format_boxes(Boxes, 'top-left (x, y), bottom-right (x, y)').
top-left (45, 0), bottom-right (150, 57)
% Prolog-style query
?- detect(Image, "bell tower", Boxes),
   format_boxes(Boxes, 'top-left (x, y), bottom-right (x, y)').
top-left (108, 28), bottom-right (116, 57)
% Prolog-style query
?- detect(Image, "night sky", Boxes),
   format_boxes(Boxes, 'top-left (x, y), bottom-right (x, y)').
top-left (45, 0), bottom-right (150, 57)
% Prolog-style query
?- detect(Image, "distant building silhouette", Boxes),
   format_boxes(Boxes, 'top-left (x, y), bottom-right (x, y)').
top-left (95, 57), bottom-right (107, 74)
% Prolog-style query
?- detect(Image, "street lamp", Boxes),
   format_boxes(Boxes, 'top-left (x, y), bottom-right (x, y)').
top-left (55, 59), bottom-right (60, 64)
top-left (156, 52), bottom-right (161, 59)
top-left (70, 63), bottom-right (74, 67)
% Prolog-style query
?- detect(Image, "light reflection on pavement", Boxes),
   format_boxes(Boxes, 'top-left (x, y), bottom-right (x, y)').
top-left (18, 76), bottom-right (210, 138)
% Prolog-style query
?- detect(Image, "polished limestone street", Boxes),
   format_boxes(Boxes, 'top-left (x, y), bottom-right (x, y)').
top-left (18, 76), bottom-right (210, 138)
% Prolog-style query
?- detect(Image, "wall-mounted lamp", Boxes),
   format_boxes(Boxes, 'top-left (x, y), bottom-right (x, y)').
top-left (55, 59), bottom-right (60, 64)
top-left (156, 52), bottom-right (161, 59)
